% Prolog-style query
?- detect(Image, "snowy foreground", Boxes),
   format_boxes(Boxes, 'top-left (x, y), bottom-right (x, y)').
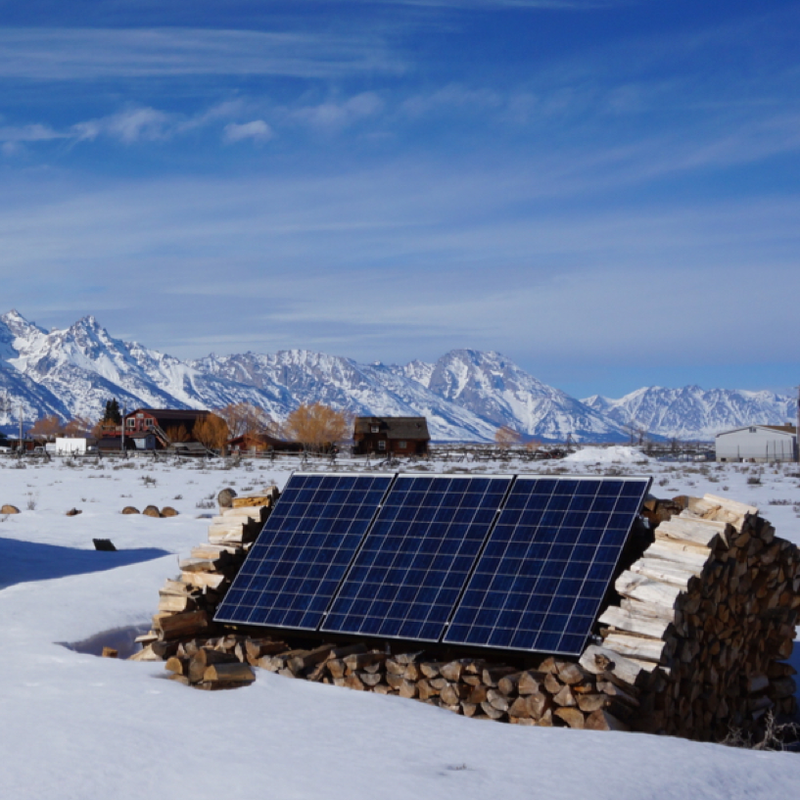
top-left (1, 448), bottom-right (799, 799)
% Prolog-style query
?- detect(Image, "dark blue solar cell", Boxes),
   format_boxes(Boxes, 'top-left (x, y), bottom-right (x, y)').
top-left (443, 476), bottom-right (650, 655)
top-left (322, 475), bottom-right (512, 642)
top-left (214, 472), bottom-right (393, 630)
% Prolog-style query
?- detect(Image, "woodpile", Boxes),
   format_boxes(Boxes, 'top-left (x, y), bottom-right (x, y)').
top-left (596, 493), bottom-right (800, 741)
top-left (152, 632), bottom-right (637, 728)
top-left (251, 645), bottom-right (634, 730)
top-left (132, 488), bottom-right (279, 661)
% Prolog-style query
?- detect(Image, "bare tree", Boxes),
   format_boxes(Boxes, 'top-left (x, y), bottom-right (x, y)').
top-left (281, 403), bottom-right (351, 453)
top-left (192, 414), bottom-right (229, 450)
top-left (165, 424), bottom-right (191, 443)
top-left (215, 402), bottom-right (276, 440)
top-left (494, 425), bottom-right (522, 449)
top-left (29, 415), bottom-right (64, 441)
top-left (63, 416), bottom-right (94, 438)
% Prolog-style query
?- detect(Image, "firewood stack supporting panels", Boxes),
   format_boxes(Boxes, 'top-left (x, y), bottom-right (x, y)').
top-left (134, 487), bottom-right (799, 741)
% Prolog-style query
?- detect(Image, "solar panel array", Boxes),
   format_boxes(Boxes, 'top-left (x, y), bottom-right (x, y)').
top-left (215, 471), bottom-right (650, 656)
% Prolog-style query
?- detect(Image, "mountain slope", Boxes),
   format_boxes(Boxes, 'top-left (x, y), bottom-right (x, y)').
top-left (583, 386), bottom-right (797, 440)
top-left (190, 350), bottom-right (499, 441)
top-left (399, 349), bottom-right (628, 442)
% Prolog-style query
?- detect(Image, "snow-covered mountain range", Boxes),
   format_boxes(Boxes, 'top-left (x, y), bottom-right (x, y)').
top-left (582, 386), bottom-right (797, 441)
top-left (0, 310), bottom-right (794, 442)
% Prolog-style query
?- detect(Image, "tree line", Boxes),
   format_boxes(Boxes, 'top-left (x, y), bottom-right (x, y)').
top-left (27, 401), bottom-right (352, 454)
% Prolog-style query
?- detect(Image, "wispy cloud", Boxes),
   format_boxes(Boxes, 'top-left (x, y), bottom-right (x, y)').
top-left (1, 161), bottom-right (797, 369)
top-left (401, 85), bottom-right (503, 117)
top-left (74, 107), bottom-right (173, 143)
top-left (0, 123), bottom-right (67, 156)
top-left (0, 102), bottom-right (277, 149)
top-left (0, 123), bottom-right (64, 143)
top-left (223, 120), bottom-right (274, 143)
top-left (287, 92), bottom-right (385, 130)
top-left (0, 27), bottom-right (403, 81)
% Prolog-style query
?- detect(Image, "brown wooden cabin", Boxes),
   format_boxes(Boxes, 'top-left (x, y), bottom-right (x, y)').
top-left (122, 408), bottom-right (216, 450)
top-left (228, 432), bottom-right (303, 453)
top-left (352, 416), bottom-right (430, 456)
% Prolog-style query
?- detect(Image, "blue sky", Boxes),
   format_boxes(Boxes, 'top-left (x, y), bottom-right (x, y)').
top-left (1, 0), bottom-right (798, 399)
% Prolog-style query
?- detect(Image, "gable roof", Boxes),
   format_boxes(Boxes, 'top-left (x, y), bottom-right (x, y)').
top-left (126, 408), bottom-right (211, 422)
top-left (716, 424), bottom-right (797, 438)
top-left (354, 416), bottom-right (430, 440)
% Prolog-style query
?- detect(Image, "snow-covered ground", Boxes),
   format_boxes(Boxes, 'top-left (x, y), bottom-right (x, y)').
top-left (1, 449), bottom-right (799, 799)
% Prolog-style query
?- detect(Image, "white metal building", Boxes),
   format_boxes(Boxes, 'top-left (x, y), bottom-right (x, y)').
top-left (47, 437), bottom-right (98, 456)
top-left (715, 425), bottom-right (797, 463)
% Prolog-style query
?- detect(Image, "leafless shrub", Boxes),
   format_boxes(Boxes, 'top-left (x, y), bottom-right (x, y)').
top-left (721, 712), bottom-right (799, 751)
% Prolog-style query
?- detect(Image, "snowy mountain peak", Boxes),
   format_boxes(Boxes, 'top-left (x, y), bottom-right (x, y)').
top-left (397, 349), bottom-right (626, 441)
top-left (1, 309), bottom-right (46, 340)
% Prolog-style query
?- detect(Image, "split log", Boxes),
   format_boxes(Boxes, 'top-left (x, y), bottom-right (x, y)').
top-left (585, 709), bottom-right (630, 732)
top-left (517, 671), bottom-right (545, 695)
top-left (188, 648), bottom-right (239, 684)
top-left (554, 708), bottom-right (584, 729)
top-left (154, 610), bottom-right (210, 640)
top-left (203, 662), bottom-right (256, 685)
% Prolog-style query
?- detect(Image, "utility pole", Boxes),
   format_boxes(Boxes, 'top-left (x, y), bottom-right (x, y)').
top-left (18, 403), bottom-right (23, 454)
top-left (796, 386), bottom-right (799, 463)
top-left (121, 403), bottom-right (126, 456)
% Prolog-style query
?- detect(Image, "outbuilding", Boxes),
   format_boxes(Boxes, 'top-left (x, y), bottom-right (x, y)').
top-left (352, 416), bottom-right (430, 456)
top-left (715, 424), bottom-right (797, 462)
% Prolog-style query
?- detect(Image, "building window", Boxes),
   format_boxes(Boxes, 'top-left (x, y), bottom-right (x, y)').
top-left (144, 418), bottom-right (154, 428)
top-left (378, 440), bottom-right (386, 451)
top-left (126, 419), bottom-right (135, 428)
top-left (398, 441), bottom-right (407, 449)
top-left (371, 425), bottom-right (380, 433)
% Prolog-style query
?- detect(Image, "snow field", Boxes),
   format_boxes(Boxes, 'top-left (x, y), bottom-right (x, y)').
top-left (1, 451), bottom-right (799, 799)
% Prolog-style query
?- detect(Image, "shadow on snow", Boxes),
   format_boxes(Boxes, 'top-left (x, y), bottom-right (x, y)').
top-left (0, 537), bottom-right (171, 591)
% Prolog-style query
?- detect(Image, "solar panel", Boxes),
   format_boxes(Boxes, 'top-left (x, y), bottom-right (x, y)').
top-left (215, 472), bottom-right (393, 630)
top-left (443, 476), bottom-right (650, 655)
top-left (321, 475), bottom-right (512, 642)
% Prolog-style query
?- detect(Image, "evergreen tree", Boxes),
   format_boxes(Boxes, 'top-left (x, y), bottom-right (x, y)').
top-left (103, 399), bottom-right (122, 424)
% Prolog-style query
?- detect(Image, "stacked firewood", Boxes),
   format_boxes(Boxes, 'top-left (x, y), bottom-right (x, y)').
top-left (154, 631), bottom-right (639, 728)
top-left (253, 645), bottom-right (638, 730)
top-left (132, 489), bottom-right (278, 660)
top-left (597, 493), bottom-right (800, 741)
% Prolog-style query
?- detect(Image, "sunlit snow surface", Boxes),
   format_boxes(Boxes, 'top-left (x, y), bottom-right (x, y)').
top-left (1, 451), bottom-right (799, 799)
top-left (562, 445), bottom-right (655, 464)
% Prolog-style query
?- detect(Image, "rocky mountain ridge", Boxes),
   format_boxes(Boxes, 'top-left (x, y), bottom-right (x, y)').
top-left (0, 310), bottom-right (794, 442)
